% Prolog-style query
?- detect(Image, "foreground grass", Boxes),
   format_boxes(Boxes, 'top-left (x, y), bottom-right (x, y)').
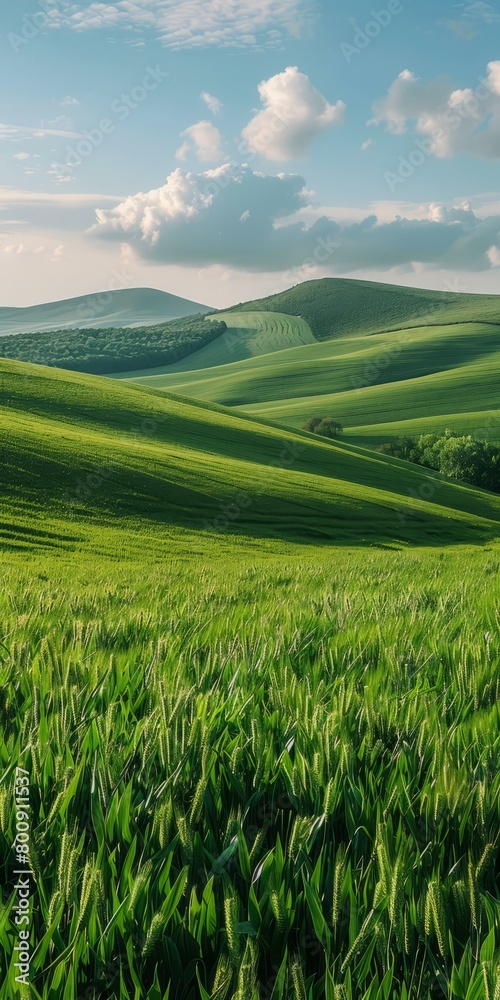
top-left (1, 528), bottom-right (499, 999)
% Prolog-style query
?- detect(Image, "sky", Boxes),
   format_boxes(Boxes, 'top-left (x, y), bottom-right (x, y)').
top-left (1, 0), bottom-right (500, 307)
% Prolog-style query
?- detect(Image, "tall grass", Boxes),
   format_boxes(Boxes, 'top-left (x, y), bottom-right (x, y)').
top-left (0, 537), bottom-right (499, 999)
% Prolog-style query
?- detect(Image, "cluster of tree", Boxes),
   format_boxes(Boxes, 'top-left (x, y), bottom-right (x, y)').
top-left (0, 315), bottom-right (227, 375)
top-left (303, 416), bottom-right (344, 439)
top-left (379, 429), bottom-right (500, 493)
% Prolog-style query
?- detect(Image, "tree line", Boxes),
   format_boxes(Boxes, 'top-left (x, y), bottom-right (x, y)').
top-left (0, 315), bottom-right (227, 375)
top-left (380, 429), bottom-right (500, 493)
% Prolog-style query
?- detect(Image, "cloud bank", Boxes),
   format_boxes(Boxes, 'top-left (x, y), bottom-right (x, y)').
top-left (90, 164), bottom-right (500, 273)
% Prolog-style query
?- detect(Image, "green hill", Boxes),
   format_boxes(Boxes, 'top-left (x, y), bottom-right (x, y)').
top-left (225, 277), bottom-right (500, 340)
top-left (112, 311), bottom-right (317, 378)
top-left (123, 319), bottom-right (500, 445)
top-left (2, 358), bottom-right (500, 547)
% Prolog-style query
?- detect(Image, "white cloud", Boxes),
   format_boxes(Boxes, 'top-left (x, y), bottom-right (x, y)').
top-left (0, 123), bottom-right (85, 141)
top-left (241, 67), bottom-right (345, 161)
top-left (175, 142), bottom-right (191, 162)
top-left (460, 2), bottom-right (500, 23)
top-left (361, 139), bottom-right (372, 152)
top-left (201, 91), bottom-right (223, 115)
top-left (89, 163), bottom-right (500, 274)
top-left (61, 95), bottom-right (81, 106)
top-left (372, 62), bottom-right (500, 159)
top-left (176, 121), bottom-right (224, 163)
top-left (487, 245), bottom-right (500, 266)
top-left (49, 0), bottom-right (315, 49)
top-left (50, 244), bottom-right (65, 262)
top-left (13, 152), bottom-right (30, 161)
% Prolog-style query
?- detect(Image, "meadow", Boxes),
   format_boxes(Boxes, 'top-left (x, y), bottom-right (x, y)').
top-left (1, 527), bottom-right (499, 999)
top-left (1, 277), bottom-right (500, 999)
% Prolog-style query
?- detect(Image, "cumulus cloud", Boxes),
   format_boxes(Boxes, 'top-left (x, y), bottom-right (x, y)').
top-left (89, 163), bottom-right (500, 274)
top-left (241, 66), bottom-right (345, 161)
top-left (13, 152), bottom-right (30, 160)
top-left (371, 62), bottom-right (500, 158)
top-left (49, 0), bottom-right (315, 49)
top-left (61, 95), bottom-right (81, 106)
top-left (176, 121), bottom-right (225, 163)
top-left (201, 91), bottom-right (223, 115)
top-left (487, 245), bottom-right (500, 266)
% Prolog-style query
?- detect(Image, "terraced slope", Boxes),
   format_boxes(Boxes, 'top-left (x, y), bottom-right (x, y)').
top-left (112, 311), bottom-right (316, 378)
top-left (226, 277), bottom-right (500, 340)
top-left (2, 358), bottom-right (500, 545)
top-left (124, 321), bottom-right (500, 444)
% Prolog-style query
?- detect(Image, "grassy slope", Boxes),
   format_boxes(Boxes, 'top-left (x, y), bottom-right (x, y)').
top-left (124, 321), bottom-right (500, 443)
top-left (225, 277), bottom-right (500, 340)
top-left (112, 311), bottom-right (317, 378)
top-left (2, 358), bottom-right (500, 546)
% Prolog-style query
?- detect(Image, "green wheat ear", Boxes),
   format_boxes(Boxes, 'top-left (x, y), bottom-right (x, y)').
top-left (223, 888), bottom-right (241, 967)
top-left (142, 912), bottom-right (167, 957)
top-left (290, 955), bottom-right (307, 1000)
top-left (211, 954), bottom-right (233, 999)
top-left (332, 845), bottom-right (347, 926)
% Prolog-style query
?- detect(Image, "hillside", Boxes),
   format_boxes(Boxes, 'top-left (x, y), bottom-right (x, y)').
top-left (225, 277), bottom-right (500, 340)
top-left (0, 287), bottom-right (212, 336)
top-left (113, 311), bottom-right (317, 378)
top-left (124, 318), bottom-right (500, 445)
top-left (2, 358), bottom-right (500, 547)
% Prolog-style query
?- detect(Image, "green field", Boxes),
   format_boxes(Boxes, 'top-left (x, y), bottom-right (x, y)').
top-left (123, 318), bottom-right (500, 446)
top-left (3, 358), bottom-right (500, 545)
top-left (1, 279), bottom-right (500, 999)
top-left (225, 277), bottom-right (500, 340)
top-left (1, 527), bottom-right (500, 1000)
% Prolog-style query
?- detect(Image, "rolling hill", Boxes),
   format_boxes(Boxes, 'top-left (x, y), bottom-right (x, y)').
top-left (122, 315), bottom-right (500, 446)
top-left (226, 277), bottom-right (500, 340)
top-left (2, 357), bottom-right (500, 548)
top-left (0, 287), bottom-right (212, 336)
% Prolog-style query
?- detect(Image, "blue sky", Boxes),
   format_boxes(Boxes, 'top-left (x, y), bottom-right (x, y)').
top-left (1, 0), bottom-right (500, 306)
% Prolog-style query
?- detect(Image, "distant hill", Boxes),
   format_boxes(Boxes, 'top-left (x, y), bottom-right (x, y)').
top-left (226, 277), bottom-right (500, 340)
top-left (0, 288), bottom-right (212, 337)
